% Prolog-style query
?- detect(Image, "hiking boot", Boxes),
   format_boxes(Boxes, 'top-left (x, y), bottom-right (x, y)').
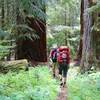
top-left (63, 82), bottom-right (66, 87)
top-left (53, 73), bottom-right (55, 78)
top-left (60, 82), bottom-right (63, 86)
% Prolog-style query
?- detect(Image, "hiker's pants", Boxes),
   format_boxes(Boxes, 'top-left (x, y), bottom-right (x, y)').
top-left (52, 62), bottom-right (57, 74)
top-left (58, 63), bottom-right (69, 78)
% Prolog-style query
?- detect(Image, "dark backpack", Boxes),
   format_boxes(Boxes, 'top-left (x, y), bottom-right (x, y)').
top-left (51, 48), bottom-right (57, 62)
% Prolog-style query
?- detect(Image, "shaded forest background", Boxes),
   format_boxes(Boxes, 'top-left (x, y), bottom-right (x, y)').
top-left (46, 0), bottom-right (100, 73)
top-left (0, 0), bottom-right (100, 73)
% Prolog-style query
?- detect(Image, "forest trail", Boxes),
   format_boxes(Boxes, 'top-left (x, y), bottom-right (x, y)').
top-left (54, 63), bottom-right (78, 100)
top-left (52, 67), bottom-right (68, 100)
top-left (56, 85), bottom-right (67, 100)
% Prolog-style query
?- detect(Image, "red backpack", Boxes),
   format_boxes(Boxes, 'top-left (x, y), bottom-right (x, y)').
top-left (57, 47), bottom-right (70, 64)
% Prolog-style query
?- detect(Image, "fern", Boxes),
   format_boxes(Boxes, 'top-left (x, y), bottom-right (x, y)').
top-left (11, 24), bottom-right (39, 40)
top-left (0, 67), bottom-right (58, 100)
top-left (19, 0), bottom-right (47, 21)
top-left (67, 70), bottom-right (100, 100)
top-left (87, 1), bottom-right (100, 13)
top-left (0, 29), bottom-right (9, 39)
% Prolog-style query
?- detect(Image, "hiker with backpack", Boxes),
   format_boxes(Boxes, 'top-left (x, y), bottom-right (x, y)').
top-left (49, 44), bottom-right (58, 78)
top-left (57, 46), bottom-right (70, 87)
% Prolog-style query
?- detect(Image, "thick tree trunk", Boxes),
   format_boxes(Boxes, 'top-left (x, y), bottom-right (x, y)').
top-left (92, 12), bottom-right (100, 70)
top-left (15, 0), bottom-right (24, 60)
top-left (25, 1), bottom-right (47, 62)
top-left (15, 1), bottom-right (47, 62)
top-left (74, 0), bottom-right (84, 65)
top-left (80, 0), bottom-right (100, 73)
top-left (78, 0), bottom-right (84, 60)
top-left (24, 17), bottom-right (47, 62)
top-left (80, 0), bottom-right (93, 73)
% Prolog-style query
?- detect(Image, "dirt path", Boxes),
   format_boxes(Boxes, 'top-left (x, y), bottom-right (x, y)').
top-left (49, 62), bottom-right (77, 100)
top-left (56, 85), bottom-right (67, 100)
top-left (53, 68), bottom-right (67, 100)
top-left (48, 61), bottom-right (79, 100)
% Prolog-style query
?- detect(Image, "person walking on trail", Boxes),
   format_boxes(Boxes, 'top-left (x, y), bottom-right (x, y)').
top-left (49, 44), bottom-right (58, 78)
top-left (57, 46), bottom-right (70, 87)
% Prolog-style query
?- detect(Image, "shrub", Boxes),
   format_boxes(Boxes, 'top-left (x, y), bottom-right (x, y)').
top-left (0, 66), bottom-right (58, 100)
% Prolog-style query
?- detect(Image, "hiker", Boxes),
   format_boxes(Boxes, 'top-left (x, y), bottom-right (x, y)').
top-left (49, 44), bottom-right (58, 78)
top-left (57, 46), bottom-right (70, 87)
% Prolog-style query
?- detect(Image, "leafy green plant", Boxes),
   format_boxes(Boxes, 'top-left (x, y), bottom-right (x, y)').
top-left (0, 66), bottom-right (58, 100)
top-left (87, 1), bottom-right (100, 13)
top-left (67, 72), bottom-right (100, 100)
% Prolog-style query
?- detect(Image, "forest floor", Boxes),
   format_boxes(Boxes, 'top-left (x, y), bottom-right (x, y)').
top-left (0, 61), bottom-right (99, 100)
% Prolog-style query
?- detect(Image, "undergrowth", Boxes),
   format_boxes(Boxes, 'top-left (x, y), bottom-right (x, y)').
top-left (0, 66), bottom-right (58, 100)
top-left (67, 70), bottom-right (100, 100)
top-left (0, 65), bottom-right (100, 100)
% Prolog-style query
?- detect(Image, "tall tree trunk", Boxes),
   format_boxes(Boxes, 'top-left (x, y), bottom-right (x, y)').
top-left (25, 17), bottom-right (47, 62)
top-left (15, 0), bottom-right (23, 60)
top-left (5, 0), bottom-right (11, 60)
top-left (26, 0), bottom-right (47, 62)
top-left (64, 6), bottom-right (68, 46)
top-left (1, 0), bottom-right (5, 30)
top-left (92, 12), bottom-right (100, 70)
top-left (78, 0), bottom-right (84, 60)
top-left (5, 0), bottom-right (10, 28)
top-left (16, 0), bottom-right (47, 62)
top-left (80, 0), bottom-right (93, 73)
top-left (74, 0), bottom-right (84, 64)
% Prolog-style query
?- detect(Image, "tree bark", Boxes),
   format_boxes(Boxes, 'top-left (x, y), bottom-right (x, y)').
top-left (1, 0), bottom-right (5, 29)
top-left (92, 12), bottom-right (100, 70)
top-left (15, 0), bottom-right (47, 62)
top-left (74, 0), bottom-right (84, 65)
top-left (80, 0), bottom-right (93, 73)
top-left (15, 0), bottom-right (23, 60)
top-left (64, 6), bottom-right (68, 46)
top-left (24, 17), bottom-right (47, 62)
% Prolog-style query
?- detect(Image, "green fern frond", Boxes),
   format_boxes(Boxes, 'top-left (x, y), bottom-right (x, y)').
top-left (11, 24), bottom-right (39, 40)
top-left (87, 1), bottom-right (100, 13)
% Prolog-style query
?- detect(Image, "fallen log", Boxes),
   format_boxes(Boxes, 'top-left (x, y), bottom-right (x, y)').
top-left (0, 59), bottom-right (28, 73)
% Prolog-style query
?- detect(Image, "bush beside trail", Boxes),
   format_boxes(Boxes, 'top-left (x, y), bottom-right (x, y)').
top-left (67, 68), bottom-right (100, 100)
top-left (0, 66), bottom-right (58, 100)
